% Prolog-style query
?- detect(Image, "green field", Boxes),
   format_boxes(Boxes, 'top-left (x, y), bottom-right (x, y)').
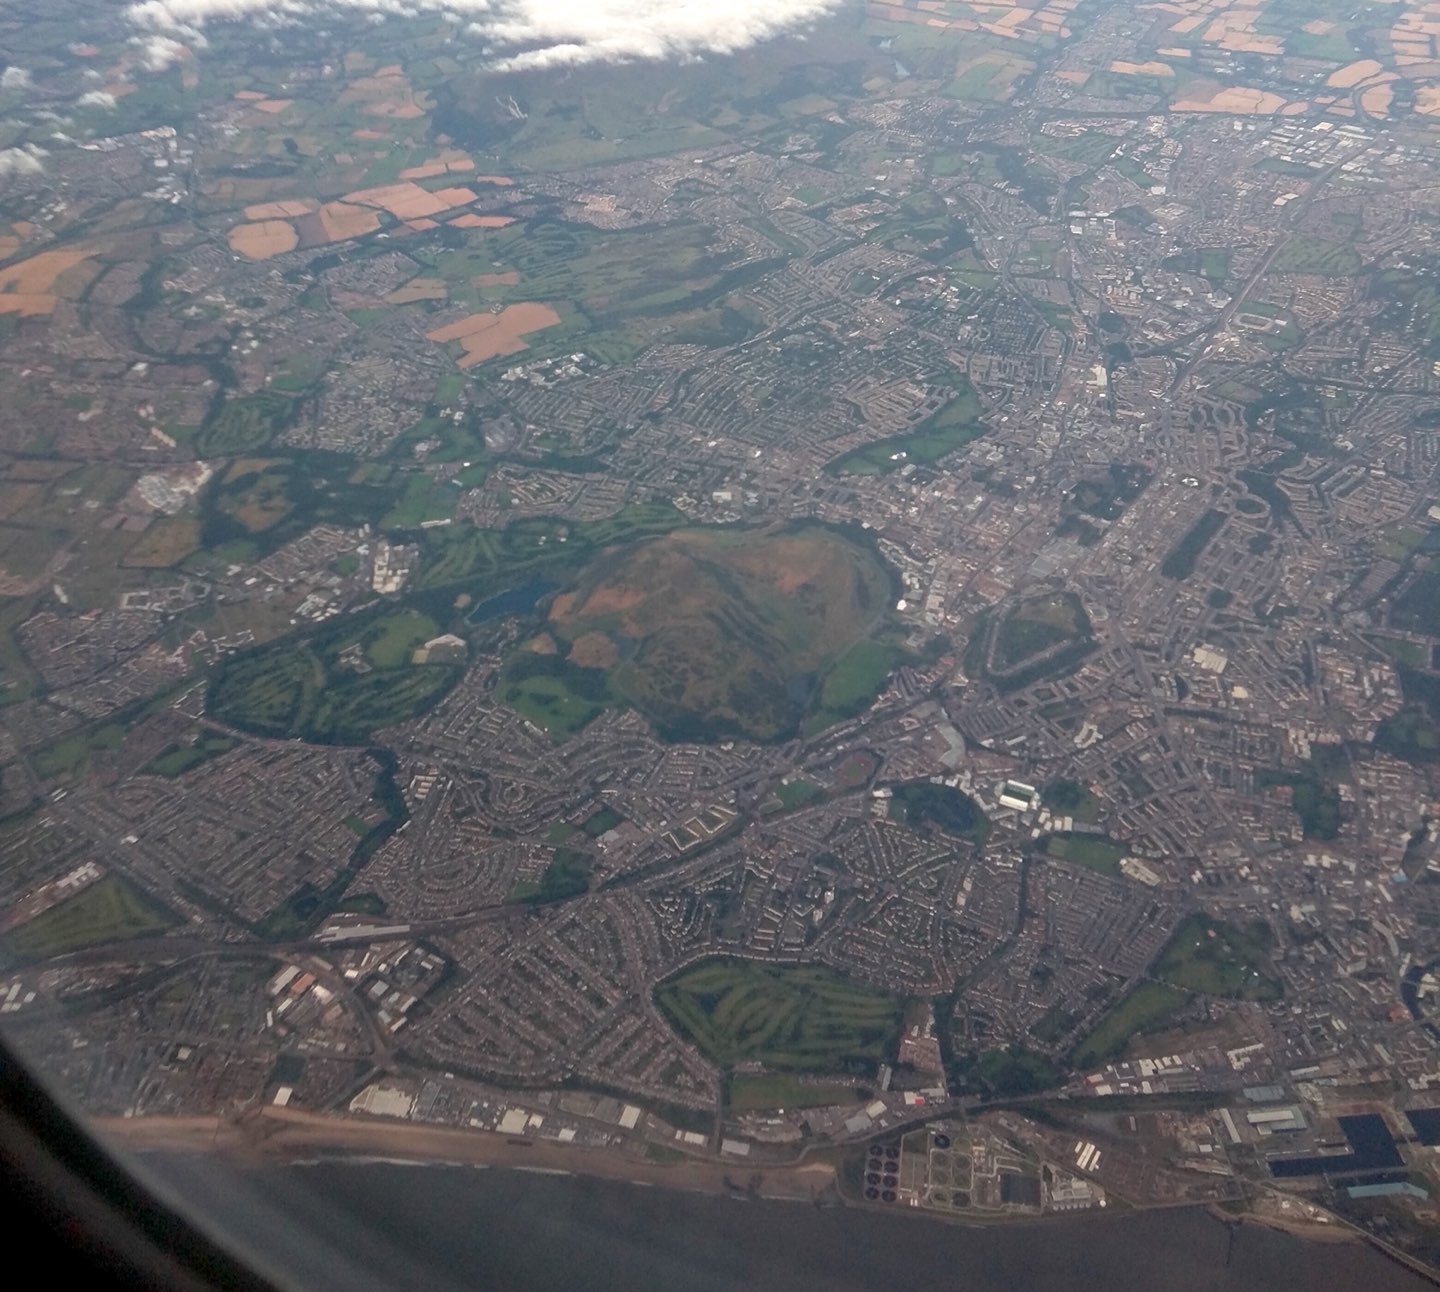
top-left (992, 591), bottom-right (1090, 672)
top-left (581, 806), bottom-right (624, 836)
top-left (1270, 237), bottom-right (1361, 277)
top-left (1161, 510), bottom-right (1226, 580)
top-left (1155, 915), bottom-right (1282, 1000)
top-left (1041, 779), bottom-right (1102, 823)
top-left (208, 608), bottom-right (460, 744)
top-left (415, 503), bottom-right (685, 595)
top-left (507, 847), bottom-right (594, 905)
top-left (502, 523), bottom-right (898, 743)
top-left (364, 610), bottom-right (439, 668)
top-left (965, 591), bottom-right (1095, 694)
top-left (1162, 248), bottom-right (1232, 283)
top-left (1072, 982), bottom-right (1191, 1070)
top-left (382, 474), bottom-right (461, 529)
top-left (806, 637), bottom-right (907, 735)
top-left (770, 778), bottom-right (826, 812)
top-left (1391, 573), bottom-right (1440, 637)
top-left (1256, 760), bottom-right (1343, 840)
top-left (656, 958), bottom-right (902, 1072)
top-left (890, 780), bottom-right (990, 843)
top-left (32, 721), bottom-right (127, 783)
top-left (4, 874), bottom-right (177, 961)
top-left (825, 385), bottom-right (986, 475)
top-left (972, 1046), bottom-right (1062, 1097)
top-left (1041, 832), bottom-right (1127, 877)
top-left (728, 1073), bottom-right (863, 1111)
top-left (197, 392), bottom-right (296, 458)
top-left (142, 731), bottom-right (240, 778)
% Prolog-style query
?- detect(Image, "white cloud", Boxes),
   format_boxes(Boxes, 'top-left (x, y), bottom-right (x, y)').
top-left (125, 0), bottom-right (843, 71)
top-left (133, 34), bottom-right (194, 69)
top-left (78, 90), bottom-right (119, 110)
top-left (1, 66), bottom-right (32, 92)
top-left (0, 144), bottom-right (48, 177)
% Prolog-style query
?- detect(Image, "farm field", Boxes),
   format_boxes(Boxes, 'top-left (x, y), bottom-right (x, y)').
top-left (656, 957), bottom-right (903, 1072)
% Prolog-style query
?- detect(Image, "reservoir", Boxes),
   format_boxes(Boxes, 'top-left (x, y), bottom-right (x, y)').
top-left (466, 578), bottom-right (556, 624)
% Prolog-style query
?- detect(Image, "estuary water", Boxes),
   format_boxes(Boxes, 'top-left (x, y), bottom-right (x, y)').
top-left (139, 1156), bottom-right (1433, 1292)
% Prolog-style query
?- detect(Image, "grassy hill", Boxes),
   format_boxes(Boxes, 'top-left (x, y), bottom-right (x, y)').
top-left (502, 523), bottom-right (899, 741)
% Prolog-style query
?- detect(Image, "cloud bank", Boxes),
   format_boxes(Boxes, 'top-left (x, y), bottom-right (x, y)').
top-left (1, 66), bottom-right (32, 92)
top-left (0, 144), bottom-right (48, 177)
top-left (125, 0), bottom-right (844, 72)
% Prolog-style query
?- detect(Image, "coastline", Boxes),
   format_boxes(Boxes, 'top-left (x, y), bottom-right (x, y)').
top-left (94, 1107), bottom-right (840, 1203)
top-left (91, 1107), bottom-right (1361, 1242)
top-left (93, 1112), bottom-right (1440, 1292)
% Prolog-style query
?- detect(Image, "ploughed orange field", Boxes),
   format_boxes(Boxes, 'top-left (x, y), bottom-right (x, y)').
top-left (341, 64), bottom-right (431, 119)
top-left (243, 199), bottom-right (319, 220)
top-left (399, 157), bottom-right (476, 180)
top-left (228, 177), bottom-right (494, 257)
top-left (475, 271), bottom-right (522, 287)
top-left (449, 214), bottom-right (514, 229)
top-left (426, 302), bottom-right (563, 367)
top-left (0, 247), bottom-right (93, 316)
top-left (342, 181), bottom-right (478, 220)
top-left (228, 220), bottom-right (300, 259)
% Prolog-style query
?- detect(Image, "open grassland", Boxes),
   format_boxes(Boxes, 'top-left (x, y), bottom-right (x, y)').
top-left (1072, 982), bottom-right (1191, 1070)
top-left (32, 721), bottom-right (127, 783)
top-left (1041, 778), bottom-right (1102, 823)
top-left (142, 731), bottom-right (240, 778)
top-left (4, 874), bottom-right (177, 962)
top-left (121, 518), bottom-right (202, 569)
top-left (1156, 914), bottom-right (1282, 1000)
top-left (825, 384), bottom-right (985, 475)
top-left (503, 524), bottom-right (897, 742)
top-left (1270, 236), bottom-right (1361, 276)
top-left (992, 590), bottom-right (1090, 671)
top-left (964, 592), bottom-right (1095, 696)
top-left (728, 1073), bottom-right (863, 1112)
top-left (657, 958), bottom-right (902, 1072)
top-left (1041, 832), bottom-right (1128, 877)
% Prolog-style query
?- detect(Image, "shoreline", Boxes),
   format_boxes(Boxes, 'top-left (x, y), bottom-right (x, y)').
top-left (95, 1108), bottom-right (841, 1204)
top-left (93, 1107), bottom-right (1369, 1247)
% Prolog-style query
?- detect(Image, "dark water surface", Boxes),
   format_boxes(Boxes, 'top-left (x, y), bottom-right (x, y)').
top-left (138, 1157), bottom-right (1433, 1292)
top-left (466, 579), bottom-right (556, 624)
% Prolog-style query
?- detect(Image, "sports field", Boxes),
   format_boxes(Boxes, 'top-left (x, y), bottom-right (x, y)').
top-left (4, 875), bottom-right (176, 961)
